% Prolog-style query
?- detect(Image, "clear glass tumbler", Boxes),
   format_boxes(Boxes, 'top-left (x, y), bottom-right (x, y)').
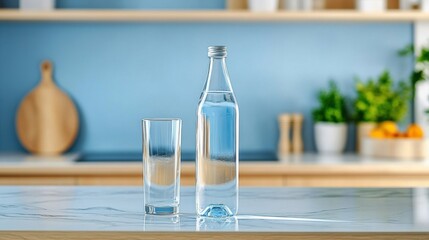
top-left (142, 118), bottom-right (182, 215)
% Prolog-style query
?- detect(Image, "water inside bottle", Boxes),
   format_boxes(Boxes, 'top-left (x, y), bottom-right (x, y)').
top-left (196, 91), bottom-right (238, 217)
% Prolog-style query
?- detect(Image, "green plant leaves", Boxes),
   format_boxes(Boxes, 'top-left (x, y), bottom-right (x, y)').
top-left (312, 81), bottom-right (347, 123)
top-left (312, 46), bottom-right (415, 123)
top-left (353, 71), bottom-right (410, 122)
top-left (398, 44), bottom-right (429, 95)
top-left (418, 48), bottom-right (429, 63)
top-left (397, 44), bottom-right (414, 57)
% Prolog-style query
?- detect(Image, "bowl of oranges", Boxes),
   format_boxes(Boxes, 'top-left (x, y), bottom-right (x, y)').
top-left (361, 121), bottom-right (428, 160)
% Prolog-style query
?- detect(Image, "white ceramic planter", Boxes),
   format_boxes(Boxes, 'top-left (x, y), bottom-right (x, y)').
top-left (248, 0), bottom-right (279, 12)
top-left (315, 122), bottom-right (348, 154)
top-left (356, 0), bottom-right (386, 12)
top-left (20, 0), bottom-right (55, 10)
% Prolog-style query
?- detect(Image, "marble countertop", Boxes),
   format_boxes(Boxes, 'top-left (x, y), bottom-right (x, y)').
top-left (1, 186), bottom-right (429, 233)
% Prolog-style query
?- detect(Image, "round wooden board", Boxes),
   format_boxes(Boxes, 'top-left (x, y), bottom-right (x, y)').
top-left (16, 61), bottom-right (79, 155)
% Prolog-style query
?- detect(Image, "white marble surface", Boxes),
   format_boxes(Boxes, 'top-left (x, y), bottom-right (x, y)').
top-left (0, 186), bottom-right (429, 232)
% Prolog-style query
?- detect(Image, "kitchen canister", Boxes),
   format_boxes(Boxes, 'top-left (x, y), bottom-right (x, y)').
top-left (20, 0), bottom-right (55, 10)
top-left (248, 0), bottom-right (279, 12)
top-left (356, 0), bottom-right (386, 12)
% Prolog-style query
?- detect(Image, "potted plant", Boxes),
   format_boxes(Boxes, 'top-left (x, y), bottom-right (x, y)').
top-left (312, 81), bottom-right (348, 154)
top-left (354, 71), bottom-right (411, 152)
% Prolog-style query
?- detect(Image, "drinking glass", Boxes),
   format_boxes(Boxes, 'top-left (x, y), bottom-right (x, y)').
top-left (142, 118), bottom-right (182, 215)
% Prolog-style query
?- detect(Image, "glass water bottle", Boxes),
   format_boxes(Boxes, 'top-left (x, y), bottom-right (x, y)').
top-left (196, 46), bottom-right (239, 217)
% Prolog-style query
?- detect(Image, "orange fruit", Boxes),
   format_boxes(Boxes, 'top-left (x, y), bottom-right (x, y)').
top-left (406, 124), bottom-right (424, 138)
top-left (369, 129), bottom-right (385, 139)
top-left (378, 121), bottom-right (399, 137)
top-left (393, 132), bottom-right (408, 138)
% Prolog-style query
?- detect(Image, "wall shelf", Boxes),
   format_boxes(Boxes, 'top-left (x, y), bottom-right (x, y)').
top-left (0, 10), bottom-right (429, 22)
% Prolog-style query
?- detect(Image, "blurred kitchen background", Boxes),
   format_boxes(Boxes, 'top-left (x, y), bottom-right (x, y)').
top-left (0, 0), bottom-right (429, 186)
top-left (0, 0), bottom-right (418, 153)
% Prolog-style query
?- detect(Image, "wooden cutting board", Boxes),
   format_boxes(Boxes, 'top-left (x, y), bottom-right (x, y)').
top-left (16, 61), bottom-right (79, 155)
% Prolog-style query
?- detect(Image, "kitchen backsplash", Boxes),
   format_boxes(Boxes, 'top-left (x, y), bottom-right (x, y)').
top-left (0, 2), bottom-right (414, 154)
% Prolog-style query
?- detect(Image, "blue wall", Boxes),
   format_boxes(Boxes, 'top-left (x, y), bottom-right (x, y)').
top-left (0, 2), bottom-right (414, 154)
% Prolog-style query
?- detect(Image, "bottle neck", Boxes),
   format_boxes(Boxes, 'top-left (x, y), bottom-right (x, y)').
top-left (204, 57), bottom-right (233, 92)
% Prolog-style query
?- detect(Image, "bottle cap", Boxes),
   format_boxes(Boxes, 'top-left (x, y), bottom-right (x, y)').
top-left (208, 46), bottom-right (227, 58)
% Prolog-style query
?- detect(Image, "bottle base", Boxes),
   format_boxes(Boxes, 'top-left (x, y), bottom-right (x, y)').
top-left (199, 204), bottom-right (234, 218)
top-left (145, 204), bottom-right (178, 215)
